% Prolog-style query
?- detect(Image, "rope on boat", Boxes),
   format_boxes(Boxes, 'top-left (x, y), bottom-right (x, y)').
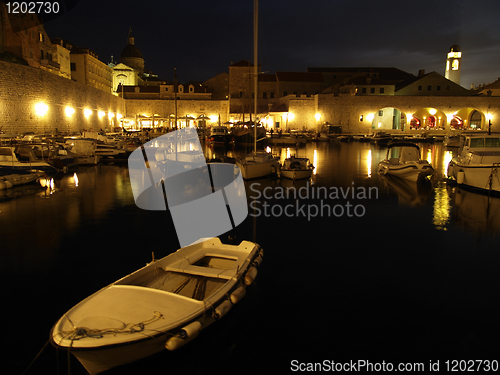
top-left (59, 311), bottom-right (164, 341)
top-left (20, 339), bottom-right (50, 375)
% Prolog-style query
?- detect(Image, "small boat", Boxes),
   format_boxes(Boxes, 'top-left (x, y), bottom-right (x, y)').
top-left (281, 156), bottom-right (314, 180)
top-left (371, 131), bottom-right (393, 145)
top-left (236, 150), bottom-right (280, 179)
top-left (0, 168), bottom-right (45, 189)
top-left (205, 125), bottom-right (228, 145)
top-left (50, 237), bottom-right (263, 374)
top-left (377, 142), bottom-right (434, 182)
top-left (447, 133), bottom-right (500, 194)
top-left (443, 134), bottom-right (460, 147)
top-left (64, 139), bottom-right (101, 165)
top-left (0, 146), bottom-right (59, 173)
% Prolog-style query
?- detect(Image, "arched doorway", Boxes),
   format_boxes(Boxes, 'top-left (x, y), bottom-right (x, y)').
top-left (450, 116), bottom-right (463, 130)
top-left (469, 110), bottom-right (482, 129)
top-left (371, 107), bottom-right (407, 130)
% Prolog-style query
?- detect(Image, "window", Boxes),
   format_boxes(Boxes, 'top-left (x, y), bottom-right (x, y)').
top-left (418, 85), bottom-right (422, 91)
top-left (370, 88), bottom-right (375, 94)
top-left (270, 92), bottom-right (275, 99)
top-left (71, 63), bottom-right (76, 71)
top-left (446, 86), bottom-right (451, 90)
top-left (378, 110), bottom-right (384, 116)
top-left (362, 88), bottom-right (367, 94)
top-left (263, 92), bottom-right (267, 99)
top-left (283, 91), bottom-right (288, 96)
top-left (379, 88), bottom-right (385, 94)
top-left (437, 86), bottom-right (441, 91)
top-left (427, 85), bottom-right (432, 90)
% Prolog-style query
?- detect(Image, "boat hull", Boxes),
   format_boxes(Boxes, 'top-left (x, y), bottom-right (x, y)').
top-left (50, 238), bottom-right (263, 374)
top-left (378, 161), bottom-right (434, 182)
top-left (281, 169), bottom-right (313, 180)
top-left (236, 159), bottom-right (279, 179)
top-left (448, 161), bottom-right (500, 193)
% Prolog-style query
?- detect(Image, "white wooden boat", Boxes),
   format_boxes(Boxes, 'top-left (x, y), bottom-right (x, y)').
top-left (50, 237), bottom-right (263, 374)
top-left (236, 151), bottom-right (280, 179)
top-left (0, 146), bottom-right (58, 173)
top-left (377, 142), bottom-right (434, 182)
top-left (281, 156), bottom-right (314, 180)
top-left (447, 133), bottom-right (500, 194)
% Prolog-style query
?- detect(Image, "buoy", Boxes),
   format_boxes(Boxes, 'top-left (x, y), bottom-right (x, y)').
top-left (457, 170), bottom-right (465, 184)
top-left (165, 321), bottom-right (202, 351)
top-left (244, 266), bottom-right (258, 285)
top-left (230, 286), bottom-right (246, 304)
top-left (252, 254), bottom-right (263, 266)
top-left (214, 300), bottom-right (232, 319)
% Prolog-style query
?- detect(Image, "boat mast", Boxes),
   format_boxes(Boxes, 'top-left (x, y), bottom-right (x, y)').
top-left (253, 0), bottom-right (258, 153)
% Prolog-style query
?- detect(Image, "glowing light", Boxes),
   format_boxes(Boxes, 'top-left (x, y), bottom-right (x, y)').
top-left (486, 113), bottom-right (493, 121)
top-left (406, 114), bottom-right (413, 123)
top-left (98, 111), bottom-right (105, 118)
top-left (426, 149), bottom-right (432, 164)
top-left (315, 113), bottom-right (321, 121)
top-left (429, 108), bottom-right (437, 116)
top-left (84, 109), bottom-right (93, 118)
top-left (117, 113), bottom-right (123, 120)
top-left (34, 103), bottom-right (49, 116)
top-left (366, 113), bottom-right (375, 122)
top-left (209, 115), bottom-right (218, 122)
top-left (65, 106), bottom-right (75, 117)
top-left (288, 112), bottom-right (295, 121)
top-left (108, 112), bottom-right (115, 119)
top-left (265, 146), bottom-right (271, 153)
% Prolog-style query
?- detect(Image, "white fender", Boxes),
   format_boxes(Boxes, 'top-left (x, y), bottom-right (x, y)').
top-left (214, 300), bottom-right (233, 319)
top-left (244, 266), bottom-right (258, 285)
top-left (457, 170), bottom-right (465, 184)
top-left (230, 286), bottom-right (247, 304)
top-left (165, 321), bottom-right (202, 351)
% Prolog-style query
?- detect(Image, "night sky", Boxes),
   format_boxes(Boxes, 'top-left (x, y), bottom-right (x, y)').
top-left (42, 0), bottom-right (500, 88)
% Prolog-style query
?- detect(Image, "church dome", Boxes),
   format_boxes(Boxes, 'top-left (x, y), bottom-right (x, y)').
top-left (120, 29), bottom-right (143, 59)
top-left (120, 44), bottom-right (143, 59)
top-left (449, 44), bottom-right (460, 52)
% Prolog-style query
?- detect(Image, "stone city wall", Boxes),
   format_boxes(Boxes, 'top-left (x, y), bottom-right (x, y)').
top-left (0, 60), bottom-right (123, 134)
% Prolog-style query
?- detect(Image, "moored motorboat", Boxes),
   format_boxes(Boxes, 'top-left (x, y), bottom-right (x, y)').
top-left (377, 142), bottom-right (434, 182)
top-left (205, 125), bottom-right (228, 145)
top-left (281, 156), bottom-right (314, 180)
top-left (236, 150), bottom-right (280, 179)
top-left (447, 133), bottom-right (500, 194)
top-left (50, 237), bottom-right (263, 374)
top-left (0, 146), bottom-right (59, 173)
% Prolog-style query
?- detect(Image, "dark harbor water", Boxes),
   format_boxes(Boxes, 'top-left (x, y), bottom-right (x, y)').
top-left (3, 140), bottom-right (500, 374)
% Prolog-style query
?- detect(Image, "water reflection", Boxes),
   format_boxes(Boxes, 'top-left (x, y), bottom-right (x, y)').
top-left (433, 181), bottom-right (451, 231)
top-left (450, 187), bottom-right (500, 235)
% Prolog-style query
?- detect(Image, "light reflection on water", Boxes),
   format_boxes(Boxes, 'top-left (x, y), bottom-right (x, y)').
top-left (3, 140), bottom-right (500, 374)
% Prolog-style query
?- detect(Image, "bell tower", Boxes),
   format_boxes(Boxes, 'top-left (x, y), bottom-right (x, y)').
top-left (445, 45), bottom-right (461, 85)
